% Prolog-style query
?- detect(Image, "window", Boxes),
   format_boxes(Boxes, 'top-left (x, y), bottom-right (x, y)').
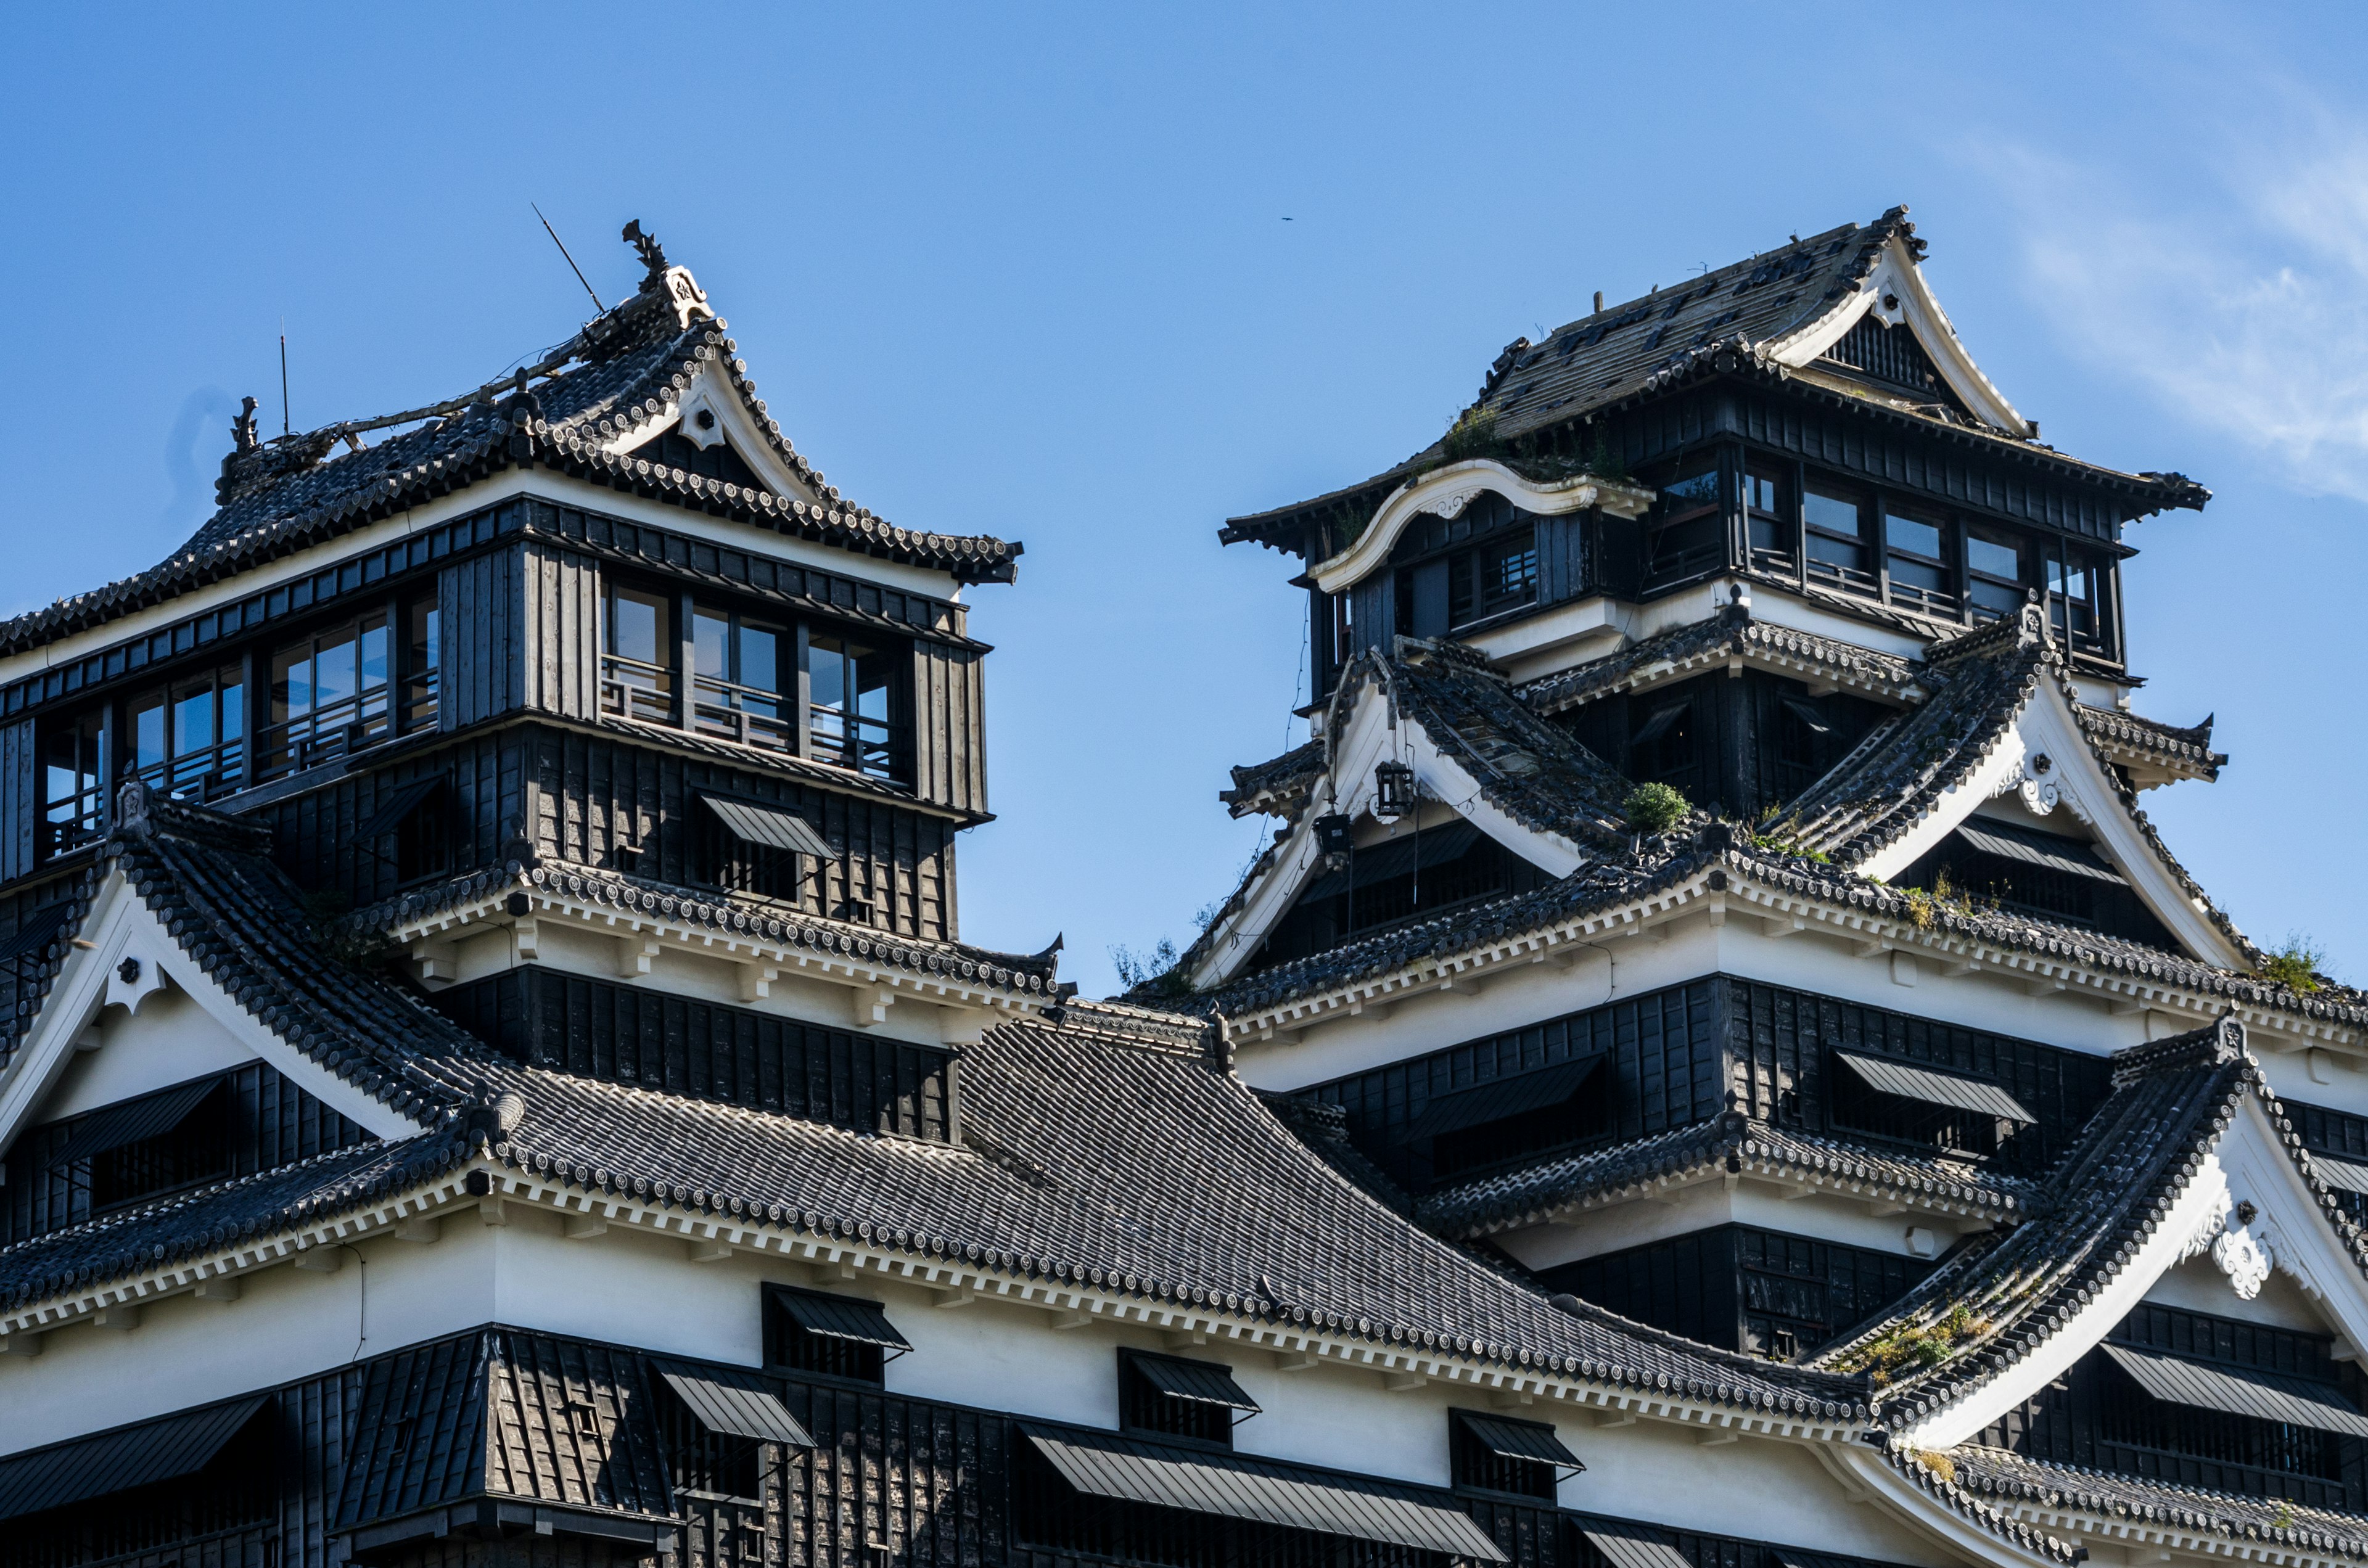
top-left (692, 606), bottom-right (790, 752)
top-left (1455, 528), bottom-right (1539, 623)
top-left (2049, 548), bottom-right (2103, 648)
top-left (1449, 1410), bottom-right (1579, 1500)
top-left (1966, 528), bottom-right (2028, 618)
top-left (1646, 458), bottom-right (1725, 583)
top-left (1392, 519), bottom-right (1539, 636)
top-left (40, 710), bottom-right (105, 860)
top-left (763, 1286), bottom-right (910, 1385)
top-left (1827, 1052), bottom-right (2016, 1159)
top-left (807, 634), bottom-right (898, 779)
top-left (1883, 507), bottom-right (1956, 615)
top-left (84, 1080), bottom-right (234, 1212)
top-left (1629, 694), bottom-right (1695, 787)
top-left (260, 614), bottom-right (393, 779)
top-left (127, 663), bottom-right (245, 803)
top-left (602, 585), bottom-right (675, 725)
top-left (1745, 465), bottom-right (1792, 571)
top-left (1118, 1351), bottom-right (1257, 1447)
top-left (1803, 480), bottom-right (1874, 594)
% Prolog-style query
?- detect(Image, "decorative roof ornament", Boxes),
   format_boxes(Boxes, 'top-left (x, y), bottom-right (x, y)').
top-left (620, 218), bottom-right (714, 330)
top-left (231, 396), bottom-right (261, 454)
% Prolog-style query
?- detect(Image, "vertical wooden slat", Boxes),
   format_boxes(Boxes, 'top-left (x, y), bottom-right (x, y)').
top-left (0, 716), bottom-right (34, 885)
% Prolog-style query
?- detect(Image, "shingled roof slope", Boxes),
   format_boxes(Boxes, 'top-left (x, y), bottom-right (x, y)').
top-left (1518, 612), bottom-right (1923, 718)
top-left (1810, 1019), bottom-right (2368, 1432)
top-left (0, 997), bottom-right (1870, 1422)
top-left (0, 226), bottom-right (1020, 658)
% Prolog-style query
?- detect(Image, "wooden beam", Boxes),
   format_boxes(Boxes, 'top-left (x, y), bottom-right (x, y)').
top-left (90, 1305), bottom-right (141, 1332)
top-left (293, 1247), bottom-right (345, 1274)
top-left (194, 1278), bottom-right (242, 1303)
top-left (617, 936), bottom-right (662, 978)
top-left (564, 1214), bottom-right (609, 1241)
top-left (392, 1216), bottom-right (442, 1244)
top-left (685, 1238), bottom-right (734, 1264)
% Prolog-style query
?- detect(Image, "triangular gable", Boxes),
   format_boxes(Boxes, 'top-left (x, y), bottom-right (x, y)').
top-left (1781, 605), bottom-right (2248, 969)
top-left (1761, 229), bottom-right (2033, 437)
top-left (599, 353), bottom-right (824, 509)
top-left (1812, 1020), bottom-right (2368, 1453)
top-left (0, 786), bottom-right (486, 1164)
top-left (1185, 642), bottom-right (1628, 990)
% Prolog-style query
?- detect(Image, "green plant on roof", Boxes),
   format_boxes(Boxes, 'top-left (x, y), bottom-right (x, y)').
top-left (1623, 782), bottom-right (1690, 836)
top-left (2259, 934), bottom-right (2328, 995)
top-left (1910, 1449), bottom-right (1957, 1485)
top-left (1582, 429), bottom-right (1629, 482)
top-left (1748, 811), bottom-right (1830, 864)
top-left (1110, 938), bottom-right (1194, 999)
top-left (2271, 1502), bottom-right (2297, 1530)
top-left (1835, 1302), bottom-right (1991, 1388)
top-left (1440, 407), bottom-right (1505, 464)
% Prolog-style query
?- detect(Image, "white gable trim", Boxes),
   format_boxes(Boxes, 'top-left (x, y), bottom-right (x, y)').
top-left (1898, 1089), bottom-right (2368, 1451)
top-left (1812, 1445), bottom-right (2060, 1568)
top-left (1762, 237), bottom-right (2033, 438)
top-left (1188, 678), bottom-right (1591, 990)
top-left (605, 360), bottom-right (823, 509)
top-left (1851, 671), bottom-right (2244, 969)
top-left (0, 869), bottom-right (426, 1162)
top-left (1307, 461), bottom-right (1654, 597)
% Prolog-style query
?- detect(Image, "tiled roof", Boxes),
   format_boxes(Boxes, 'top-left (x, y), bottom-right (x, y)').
top-left (1518, 611), bottom-right (1923, 718)
top-left (353, 856), bottom-right (1063, 998)
top-left (1419, 1113), bottom-right (2035, 1238)
top-left (1381, 638), bottom-right (1634, 852)
top-left (0, 811), bottom-right (1864, 1422)
top-left (1220, 208), bottom-right (2206, 556)
top-left (0, 240), bottom-right (1019, 659)
top-left (1776, 613), bottom-right (2046, 865)
top-left (1946, 1443), bottom-right (2368, 1559)
top-left (1810, 1019), bottom-right (2368, 1430)
top-left (1221, 739), bottom-right (1325, 820)
top-left (2076, 704), bottom-right (2225, 782)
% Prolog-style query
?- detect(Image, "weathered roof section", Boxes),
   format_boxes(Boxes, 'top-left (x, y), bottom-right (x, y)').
top-left (1774, 612), bottom-right (2046, 864)
top-left (1380, 638), bottom-right (1634, 851)
top-left (1811, 1019), bottom-right (2368, 1430)
top-left (0, 227), bottom-right (1020, 658)
top-left (1222, 208), bottom-right (2208, 557)
top-left (1518, 610), bottom-right (1924, 718)
top-left (1, 782), bottom-right (493, 1115)
top-left (1222, 739), bottom-right (1326, 821)
top-left (1946, 1443), bottom-right (2368, 1560)
top-left (2077, 704), bottom-right (2225, 785)
top-left (1420, 1112), bottom-right (2035, 1239)
top-left (0, 996), bottom-right (1869, 1423)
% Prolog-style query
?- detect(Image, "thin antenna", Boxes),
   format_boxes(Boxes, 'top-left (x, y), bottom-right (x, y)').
top-left (533, 203), bottom-right (606, 314)
top-left (279, 321), bottom-right (290, 437)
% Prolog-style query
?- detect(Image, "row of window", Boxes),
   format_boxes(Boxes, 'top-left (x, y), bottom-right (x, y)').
top-left (30, 580), bottom-right (911, 866)
top-left (603, 585), bottom-right (903, 780)
top-left (40, 597), bottom-right (441, 858)
top-left (1648, 452), bottom-right (2113, 653)
top-left (765, 1281), bottom-right (1579, 1500)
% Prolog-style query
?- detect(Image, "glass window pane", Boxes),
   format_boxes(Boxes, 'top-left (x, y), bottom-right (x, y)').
top-left (410, 601), bottom-right (440, 673)
top-left (610, 589), bottom-right (667, 666)
top-left (173, 682), bottom-right (214, 755)
top-left (693, 610), bottom-right (730, 679)
top-left (1804, 485), bottom-right (1862, 536)
top-left (1889, 557), bottom-right (1947, 593)
top-left (134, 699), bottom-right (167, 770)
top-left (1807, 533), bottom-right (1866, 572)
top-left (220, 673), bottom-right (244, 745)
top-left (274, 649), bottom-right (311, 720)
top-left (1968, 533), bottom-right (2022, 581)
top-left (809, 636), bottom-right (848, 711)
top-left (739, 623), bottom-right (781, 694)
top-left (1885, 514), bottom-right (1942, 559)
top-left (1747, 472), bottom-right (1783, 513)
top-left (314, 634), bottom-right (358, 710)
top-left (1968, 577), bottom-right (2024, 616)
top-left (1663, 467), bottom-right (1721, 512)
top-left (360, 620), bottom-right (390, 692)
top-left (2060, 560), bottom-right (2090, 601)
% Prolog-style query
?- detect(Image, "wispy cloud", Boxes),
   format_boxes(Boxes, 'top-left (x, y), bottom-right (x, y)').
top-left (1992, 91), bottom-right (2368, 499)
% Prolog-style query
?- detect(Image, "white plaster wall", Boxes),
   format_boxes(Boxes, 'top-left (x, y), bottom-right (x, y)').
top-left (426, 905), bottom-right (969, 1051)
top-left (2142, 1254), bottom-right (2331, 1334)
top-left (1238, 916), bottom-right (2164, 1098)
top-left (38, 987), bottom-right (258, 1122)
top-left (2254, 1046), bottom-right (2368, 1122)
top-left (1495, 1181), bottom-right (1990, 1273)
top-left (0, 1210), bottom-right (1949, 1564)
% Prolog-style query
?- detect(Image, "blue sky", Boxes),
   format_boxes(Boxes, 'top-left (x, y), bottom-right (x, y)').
top-left (4, 4), bottom-right (2364, 995)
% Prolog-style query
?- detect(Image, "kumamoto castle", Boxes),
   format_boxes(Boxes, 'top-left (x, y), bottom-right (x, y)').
top-left (10, 208), bottom-right (2368, 1568)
